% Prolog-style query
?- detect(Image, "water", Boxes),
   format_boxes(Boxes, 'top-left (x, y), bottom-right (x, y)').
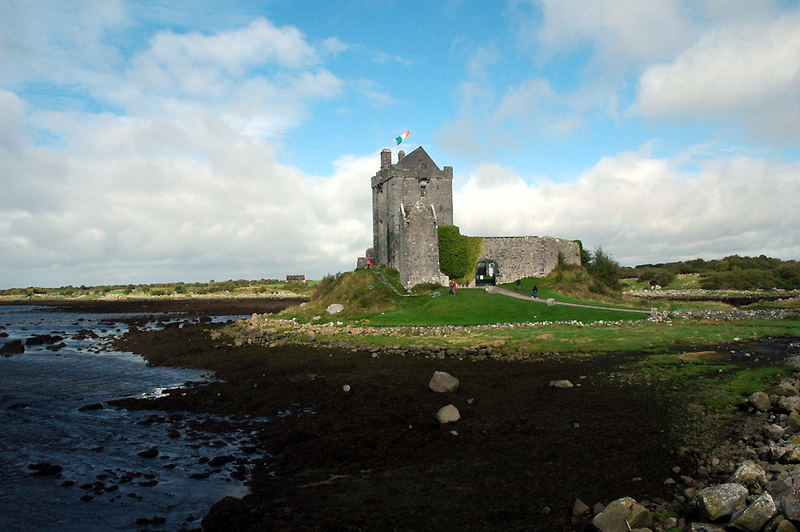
top-left (0, 306), bottom-right (257, 531)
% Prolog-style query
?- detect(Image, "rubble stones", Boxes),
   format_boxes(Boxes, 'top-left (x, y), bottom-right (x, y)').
top-left (549, 379), bottom-right (574, 388)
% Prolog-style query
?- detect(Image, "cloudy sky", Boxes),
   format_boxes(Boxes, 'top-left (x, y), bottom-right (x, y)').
top-left (2, 1), bottom-right (800, 288)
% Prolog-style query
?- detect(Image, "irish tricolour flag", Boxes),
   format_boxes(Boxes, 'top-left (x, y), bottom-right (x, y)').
top-left (395, 130), bottom-right (410, 145)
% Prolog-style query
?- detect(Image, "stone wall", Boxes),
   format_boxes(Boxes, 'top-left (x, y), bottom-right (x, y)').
top-left (477, 236), bottom-right (581, 284)
top-left (371, 147), bottom-right (452, 270)
top-left (398, 201), bottom-right (449, 288)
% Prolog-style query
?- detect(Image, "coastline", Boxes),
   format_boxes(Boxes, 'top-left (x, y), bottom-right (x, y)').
top-left (13, 297), bottom-right (798, 529)
top-left (107, 313), bottom-right (799, 530)
top-left (0, 297), bottom-right (307, 316)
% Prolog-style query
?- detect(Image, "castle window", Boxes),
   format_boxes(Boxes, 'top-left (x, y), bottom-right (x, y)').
top-left (420, 182), bottom-right (427, 197)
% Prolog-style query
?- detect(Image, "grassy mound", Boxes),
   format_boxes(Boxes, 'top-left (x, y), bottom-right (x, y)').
top-left (503, 265), bottom-right (646, 307)
top-left (279, 268), bottom-right (405, 320)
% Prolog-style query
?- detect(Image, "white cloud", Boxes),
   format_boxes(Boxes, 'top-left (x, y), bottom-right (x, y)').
top-left (633, 11), bottom-right (800, 141)
top-left (0, 14), bottom-right (365, 288)
top-left (522, 0), bottom-right (697, 72)
top-left (144, 17), bottom-right (318, 74)
top-left (0, 108), bottom-right (375, 285)
top-left (454, 149), bottom-right (800, 265)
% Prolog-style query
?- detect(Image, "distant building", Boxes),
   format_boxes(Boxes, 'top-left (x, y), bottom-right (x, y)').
top-left (286, 274), bottom-right (306, 281)
top-left (358, 147), bottom-right (580, 288)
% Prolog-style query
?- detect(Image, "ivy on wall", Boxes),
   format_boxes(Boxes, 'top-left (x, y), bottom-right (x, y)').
top-left (437, 225), bottom-right (483, 283)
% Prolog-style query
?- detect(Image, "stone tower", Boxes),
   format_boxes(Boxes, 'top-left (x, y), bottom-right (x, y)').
top-left (370, 147), bottom-right (452, 287)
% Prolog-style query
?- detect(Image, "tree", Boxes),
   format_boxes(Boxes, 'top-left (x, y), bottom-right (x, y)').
top-left (587, 246), bottom-right (621, 291)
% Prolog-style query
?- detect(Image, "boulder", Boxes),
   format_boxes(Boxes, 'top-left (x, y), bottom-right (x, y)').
top-left (326, 304), bottom-right (344, 315)
top-left (730, 461), bottom-right (768, 490)
top-left (783, 445), bottom-right (800, 463)
top-left (573, 498), bottom-right (590, 516)
top-left (28, 462), bottom-right (62, 476)
top-left (765, 423), bottom-right (787, 441)
top-left (778, 396), bottom-right (800, 413)
top-left (729, 492), bottom-right (776, 531)
top-left (776, 381), bottom-right (800, 396)
top-left (787, 356), bottom-right (800, 372)
top-left (1, 339), bottom-right (25, 356)
top-left (788, 411), bottom-right (800, 433)
top-left (138, 447), bottom-right (159, 458)
top-left (549, 379), bottom-right (574, 389)
top-left (591, 497), bottom-right (652, 532)
top-left (697, 483), bottom-right (748, 521)
top-left (767, 476), bottom-right (800, 521)
top-left (749, 392), bottom-right (772, 412)
top-left (436, 404), bottom-right (460, 424)
top-left (689, 524), bottom-right (727, 532)
top-left (429, 371), bottom-right (460, 393)
top-left (774, 518), bottom-right (800, 532)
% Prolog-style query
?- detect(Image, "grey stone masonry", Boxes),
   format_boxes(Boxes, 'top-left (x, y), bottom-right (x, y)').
top-left (478, 236), bottom-right (580, 284)
top-left (371, 147), bottom-right (453, 269)
top-left (398, 201), bottom-right (450, 288)
top-left (360, 145), bottom-right (582, 289)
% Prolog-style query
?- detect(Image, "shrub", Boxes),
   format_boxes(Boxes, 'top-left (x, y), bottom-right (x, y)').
top-left (637, 268), bottom-right (676, 288)
top-left (438, 225), bottom-right (483, 284)
top-left (586, 246), bottom-right (621, 292)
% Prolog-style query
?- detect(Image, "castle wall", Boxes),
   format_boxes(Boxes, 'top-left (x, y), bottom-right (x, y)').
top-left (371, 148), bottom-right (452, 271)
top-left (365, 146), bottom-right (582, 289)
top-left (478, 236), bottom-right (581, 283)
top-left (398, 201), bottom-right (449, 288)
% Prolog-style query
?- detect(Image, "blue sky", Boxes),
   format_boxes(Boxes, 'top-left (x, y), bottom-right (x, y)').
top-left (2, 1), bottom-right (800, 288)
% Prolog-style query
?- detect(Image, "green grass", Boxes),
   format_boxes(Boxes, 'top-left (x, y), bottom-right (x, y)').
top-left (0, 278), bottom-right (315, 300)
top-left (363, 288), bottom-right (644, 326)
top-left (278, 316), bottom-right (800, 358)
top-left (638, 350), bottom-right (791, 408)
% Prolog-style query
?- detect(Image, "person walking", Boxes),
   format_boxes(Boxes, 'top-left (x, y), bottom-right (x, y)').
top-left (449, 280), bottom-right (456, 296)
top-left (515, 279), bottom-right (521, 291)
top-left (532, 284), bottom-right (538, 299)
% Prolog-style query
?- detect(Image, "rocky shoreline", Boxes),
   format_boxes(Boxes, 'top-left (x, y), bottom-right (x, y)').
top-left (585, 345), bottom-right (800, 532)
top-left (11, 298), bottom-right (800, 530)
top-left (101, 303), bottom-right (800, 530)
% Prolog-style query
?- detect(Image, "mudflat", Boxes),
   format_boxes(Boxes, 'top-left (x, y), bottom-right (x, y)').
top-left (0, 297), bottom-right (304, 316)
top-left (102, 303), bottom-right (738, 531)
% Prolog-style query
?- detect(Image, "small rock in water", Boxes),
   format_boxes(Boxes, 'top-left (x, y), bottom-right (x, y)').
top-left (138, 447), bottom-right (159, 459)
top-left (549, 379), bottom-right (574, 388)
top-left (342, 384), bottom-right (351, 392)
top-left (28, 462), bottom-right (63, 476)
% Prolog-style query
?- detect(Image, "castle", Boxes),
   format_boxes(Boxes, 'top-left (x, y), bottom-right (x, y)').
top-left (358, 147), bottom-right (581, 288)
